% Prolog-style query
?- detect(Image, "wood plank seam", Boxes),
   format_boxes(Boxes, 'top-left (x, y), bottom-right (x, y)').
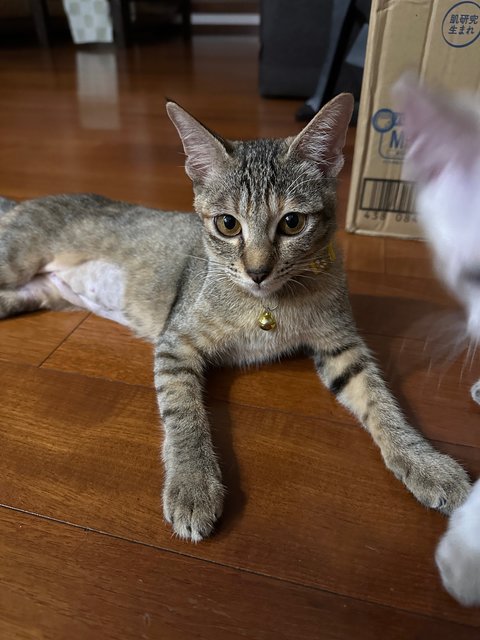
top-left (2, 502), bottom-right (478, 632)
top-left (36, 311), bottom-right (91, 368)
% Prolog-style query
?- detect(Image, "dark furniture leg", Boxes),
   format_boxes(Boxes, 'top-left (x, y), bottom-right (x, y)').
top-left (110, 0), bottom-right (191, 46)
top-left (321, 0), bottom-right (362, 105)
top-left (29, 0), bottom-right (51, 47)
top-left (180, 0), bottom-right (192, 39)
top-left (296, 0), bottom-right (368, 122)
top-left (110, 0), bottom-right (130, 47)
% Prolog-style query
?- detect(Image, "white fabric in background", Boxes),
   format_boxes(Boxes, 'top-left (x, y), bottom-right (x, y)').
top-left (63, 0), bottom-right (113, 44)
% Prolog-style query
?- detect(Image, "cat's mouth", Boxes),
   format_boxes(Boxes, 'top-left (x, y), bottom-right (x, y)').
top-left (238, 273), bottom-right (284, 298)
top-left (247, 282), bottom-right (275, 298)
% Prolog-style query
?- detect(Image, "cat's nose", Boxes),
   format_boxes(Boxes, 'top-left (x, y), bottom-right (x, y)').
top-left (247, 268), bottom-right (271, 284)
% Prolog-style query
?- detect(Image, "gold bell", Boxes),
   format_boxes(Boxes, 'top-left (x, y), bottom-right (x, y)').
top-left (258, 309), bottom-right (276, 331)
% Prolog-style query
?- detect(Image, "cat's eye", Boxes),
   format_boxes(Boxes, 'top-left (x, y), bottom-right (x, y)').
top-left (215, 215), bottom-right (242, 237)
top-left (278, 212), bottom-right (307, 236)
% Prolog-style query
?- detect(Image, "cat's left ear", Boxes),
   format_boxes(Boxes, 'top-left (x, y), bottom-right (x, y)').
top-left (166, 101), bottom-right (231, 185)
top-left (287, 93), bottom-right (354, 177)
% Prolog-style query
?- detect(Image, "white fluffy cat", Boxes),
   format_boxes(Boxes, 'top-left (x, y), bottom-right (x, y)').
top-left (394, 76), bottom-right (480, 607)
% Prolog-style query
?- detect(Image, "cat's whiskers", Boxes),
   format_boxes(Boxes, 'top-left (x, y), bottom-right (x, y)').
top-left (461, 335), bottom-right (479, 381)
top-left (289, 277), bottom-right (309, 293)
top-left (298, 269), bottom-right (337, 283)
top-left (469, 338), bottom-right (479, 372)
top-left (291, 274), bottom-right (319, 288)
top-left (284, 173), bottom-right (306, 195)
top-left (294, 271), bottom-right (323, 282)
top-left (285, 176), bottom-right (319, 198)
top-left (283, 281), bottom-right (297, 298)
top-left (419, 312), bottom-right (469, 372)
top-left (436, 367), bottom-right (447, 394)
top-left (184, 254), bottom-right (209, 262)
top-left (293, 239), bottom-right (334, 266)
top-left (185, 253), bottom-right (224, 268)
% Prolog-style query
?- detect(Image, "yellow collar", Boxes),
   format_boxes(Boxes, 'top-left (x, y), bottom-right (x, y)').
top-left (308, 240), bottom-right (336, 274)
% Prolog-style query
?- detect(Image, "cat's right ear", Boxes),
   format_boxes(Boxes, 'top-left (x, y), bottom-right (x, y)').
top-left (166, 101), bottom-right (231, 184)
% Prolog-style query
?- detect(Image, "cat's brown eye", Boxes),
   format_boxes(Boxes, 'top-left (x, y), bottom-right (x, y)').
top-left (278, 212), bottom-right (307, 236)
top-left (215, 215), bottom-right (242, 237)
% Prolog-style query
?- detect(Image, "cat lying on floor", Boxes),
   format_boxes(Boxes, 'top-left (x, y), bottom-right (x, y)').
top-left (0, 94), bottom-right (470, 542)
top-left (395, 76), bottom-right (480, 606)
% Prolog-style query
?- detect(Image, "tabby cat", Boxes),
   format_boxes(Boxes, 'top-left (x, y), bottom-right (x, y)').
top-left (0, 94), bottom-right (470, 541)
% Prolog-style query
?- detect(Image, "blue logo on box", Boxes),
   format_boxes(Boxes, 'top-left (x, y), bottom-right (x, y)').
top-left (442, 1), bottom-right (480, 47)
top-left (371, 108), bottom-right (404, 162)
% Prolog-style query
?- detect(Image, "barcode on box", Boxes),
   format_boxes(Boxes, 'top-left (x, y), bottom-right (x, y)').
top-left (360, 178), bottom-right (415, 213)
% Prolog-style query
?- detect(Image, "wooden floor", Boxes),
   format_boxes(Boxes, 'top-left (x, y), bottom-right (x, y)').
top-left (1, 35), bottom-right (480, 639)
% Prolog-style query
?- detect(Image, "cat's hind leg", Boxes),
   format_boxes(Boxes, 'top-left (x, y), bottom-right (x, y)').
top-left (0, 222), bottom-right (52, 291)
top-left (0, 275), bottom-right (71, 319)
top-left (0, 203), bottom-right (81, 317)
top-left (0, 197), bottom-right (88, 290)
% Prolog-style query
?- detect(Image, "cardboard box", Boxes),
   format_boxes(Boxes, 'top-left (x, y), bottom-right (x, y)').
top-left (346, 0), bottom-right (480, 238)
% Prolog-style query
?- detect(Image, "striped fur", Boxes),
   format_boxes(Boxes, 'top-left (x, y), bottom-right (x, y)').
top-left (0, 95), bottom-right (471, 541)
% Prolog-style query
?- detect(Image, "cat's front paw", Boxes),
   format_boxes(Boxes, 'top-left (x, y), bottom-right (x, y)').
top-left (387, 448), bottom-right (471, 515)
top-left (163, 464), bottom-right (225, 542)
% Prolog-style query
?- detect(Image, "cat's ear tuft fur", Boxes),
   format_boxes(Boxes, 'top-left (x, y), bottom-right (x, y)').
top-left (166, 101), bottom-right (231, 184)
top-left (287, 93), bottom-right (354, 177)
